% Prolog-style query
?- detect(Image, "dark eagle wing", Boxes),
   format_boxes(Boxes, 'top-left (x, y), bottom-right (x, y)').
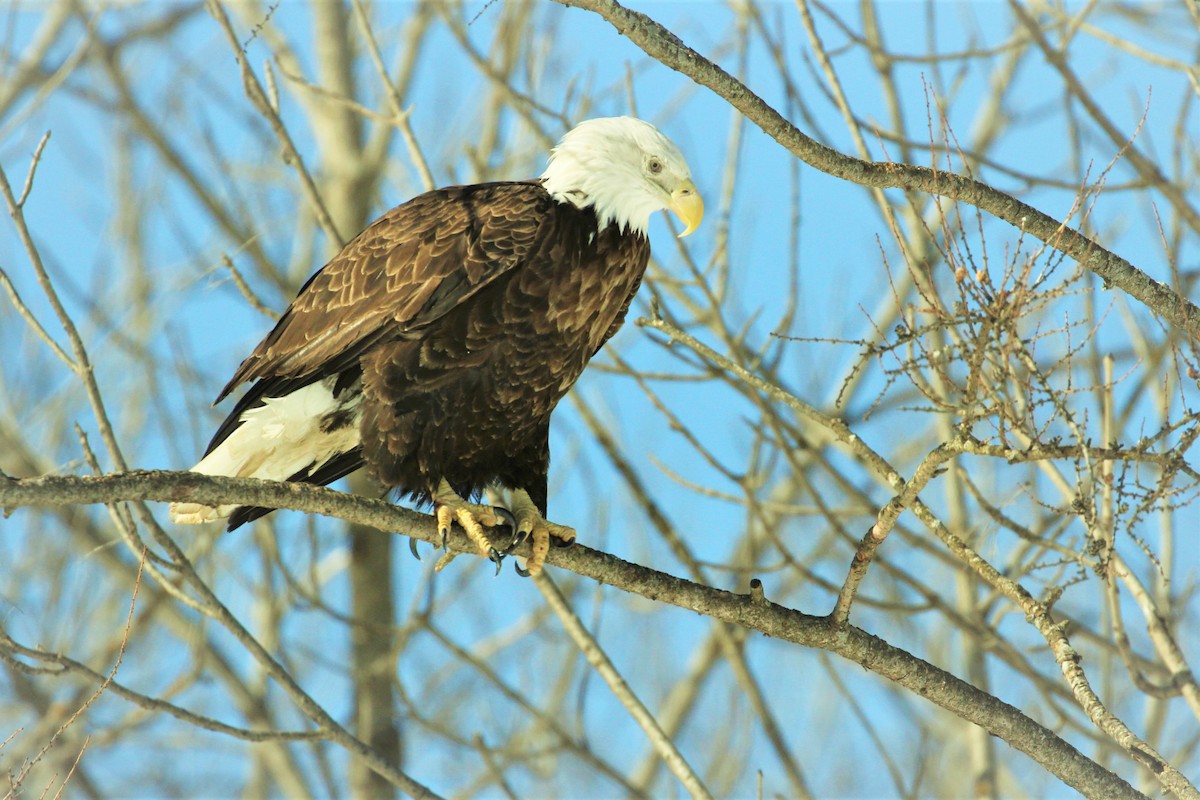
top-left (215, 181), bottom-right (551, 406)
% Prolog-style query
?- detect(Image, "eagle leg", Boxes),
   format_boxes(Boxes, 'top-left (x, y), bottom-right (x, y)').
top-left (433, 479), bottom-right (508, 572)
top-left (508, 488), bottom-right (575, 577)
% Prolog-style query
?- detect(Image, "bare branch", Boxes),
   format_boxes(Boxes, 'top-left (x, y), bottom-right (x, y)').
top-left (553, 0), bottom-right (1200, 338)
top-left (534, 572), bottom-right (715, 800)
top-left (0, 469), bottom-right (1152, 798)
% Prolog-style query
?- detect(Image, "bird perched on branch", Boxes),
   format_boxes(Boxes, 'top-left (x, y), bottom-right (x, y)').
top-left (170, 116), bottom-right (702, 575)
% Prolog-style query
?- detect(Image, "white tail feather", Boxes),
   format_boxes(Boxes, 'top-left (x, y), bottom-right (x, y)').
top-left (170, 381), bottom-right (361, 524)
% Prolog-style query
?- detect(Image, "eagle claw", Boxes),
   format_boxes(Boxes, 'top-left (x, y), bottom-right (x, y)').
top-left (493, 505), bottom-right (517, 531)
top-left (430, 481), bottom-right (575, 577)
top-left (506, 488), bottom-right (576, 577)
top-left (502, 526), bottom-right (530, 555)
top-left (488, 547), bottom-right (505, 576)
top-left (433, 480), bottom-right (514, 572)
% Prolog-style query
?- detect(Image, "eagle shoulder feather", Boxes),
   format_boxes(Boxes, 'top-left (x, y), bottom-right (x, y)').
top-left (217, 181), bottom-right (553, 405)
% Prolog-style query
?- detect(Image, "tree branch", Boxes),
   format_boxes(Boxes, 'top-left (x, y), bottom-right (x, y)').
top-left (0, 470), bottom-right (1147, 799)
top-left (0, 471), bottom-right (442, 799)
top-left (534, 572), bottom-right (714, 800)
top-left (552, 0), bottom-right (1200, 340)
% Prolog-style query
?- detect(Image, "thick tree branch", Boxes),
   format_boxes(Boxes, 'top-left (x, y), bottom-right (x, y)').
top-left (0, 470), bottom-right (1146, 799)
top-left (552, 0), bottom-right (1200, 340)
top-left (638, 316), bottom-right (1196, 799)
top-left (0, 471), bottom-right (440, 799)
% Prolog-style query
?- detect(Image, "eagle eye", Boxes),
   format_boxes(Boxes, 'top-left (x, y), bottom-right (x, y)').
top-left (647, 158), bottom-right (663, 175)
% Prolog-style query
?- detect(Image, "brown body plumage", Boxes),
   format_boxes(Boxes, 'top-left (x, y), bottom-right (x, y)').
top-left (171, 117), bottom-right (701, 574)
top-left (213, 181), bottom-right (647, 526)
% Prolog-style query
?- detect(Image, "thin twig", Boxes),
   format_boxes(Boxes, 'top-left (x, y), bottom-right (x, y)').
top-left (0, 636), bottom-right (328, 744)
top-left (634, 316), bottom-right (1190, 798)
top-left (553, 0), bottom-right (1200, 338)
top-left (533, 572), bottom-right (715, 800)
top-left (0, 468), bottom-right (1149, 799)
top-left (6, 546), bottom-right (146, 791)
top-left (348, 0), bottom-right (435, 191)
top-left (221, 254), bottom-right (279, 319)
top-left (204, 0), bottom-right (344, 246)
top-left (0, 142), bottom-right (128, 470)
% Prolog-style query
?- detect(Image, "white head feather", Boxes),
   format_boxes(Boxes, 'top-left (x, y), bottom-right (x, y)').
top-left (540, 117), bottom-right (702, 237)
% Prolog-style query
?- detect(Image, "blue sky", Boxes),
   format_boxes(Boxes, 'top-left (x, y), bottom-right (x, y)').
top-left (2, 2), bottom-right (1197, 797)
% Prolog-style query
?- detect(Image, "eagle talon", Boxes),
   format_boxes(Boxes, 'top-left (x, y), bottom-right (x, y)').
top-left (493, 506), bottom-right (517, 531)
top-left (433, 479), bottom-right (511, 569)
top-left (430, 482), bottom-right (577, 576)
top-left (504, 488), bottom-right (576, 576)
top-left (503, 527), bottom-right (531, 554)
top-left (435, 504), bottom-right (454, 551)
top-left (409, 538), bottom-right (423, 561)
top-left (514, 561), bottom-right (531, 578)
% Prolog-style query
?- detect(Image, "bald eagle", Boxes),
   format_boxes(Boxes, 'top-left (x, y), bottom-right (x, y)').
top-left (169, 117), bottom-right (702, 575)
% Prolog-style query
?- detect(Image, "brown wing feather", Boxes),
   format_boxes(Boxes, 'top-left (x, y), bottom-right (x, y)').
top-left (215, 181), bottom-right (552, 404)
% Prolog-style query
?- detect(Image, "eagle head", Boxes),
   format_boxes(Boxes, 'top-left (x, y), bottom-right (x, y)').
top-left (540, 116), bottom-right (703, 238)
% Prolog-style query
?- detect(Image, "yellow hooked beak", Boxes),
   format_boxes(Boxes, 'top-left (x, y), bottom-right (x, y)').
top-left (669, 180), bottom-right (704, 238)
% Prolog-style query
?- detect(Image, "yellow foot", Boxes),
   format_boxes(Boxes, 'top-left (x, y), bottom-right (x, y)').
top-left (508, 489), bottom-right (575, 577)
top-left (432, 479), bottom-right (506, 572)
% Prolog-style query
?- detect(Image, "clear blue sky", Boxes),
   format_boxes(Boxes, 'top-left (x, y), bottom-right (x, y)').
top-left (2, 2), bottom-right (1196, 797)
